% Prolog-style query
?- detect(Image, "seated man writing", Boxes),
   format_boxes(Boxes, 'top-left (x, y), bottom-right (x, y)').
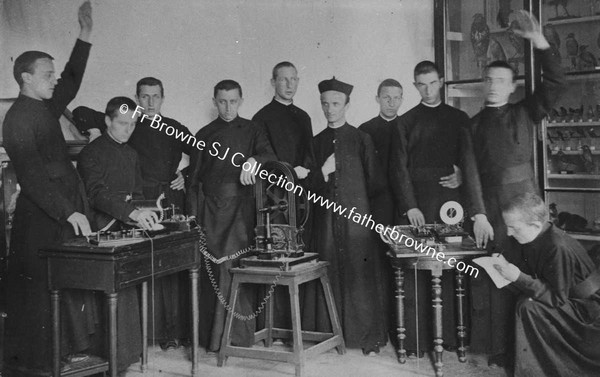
top-left (493, 192), bottom-right (600, 376)
top-left (77, 96), bottom-right (159, 371)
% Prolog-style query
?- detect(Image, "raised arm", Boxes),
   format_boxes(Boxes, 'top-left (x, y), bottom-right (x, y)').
top-left (51, 1), bottom-right (93, 117)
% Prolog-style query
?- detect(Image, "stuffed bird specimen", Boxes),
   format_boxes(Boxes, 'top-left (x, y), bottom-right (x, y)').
top-left (579, 45), bottom-right (598, 70)
top-left (566, 33), bottom-right (579, 69)
top-left (497, 0), bottom-right (512, 28)
top-left (471, 13), bottom-right (490, 68)
top-left (543, 24), bottom-right (561, 59)
top-left (544, 0), bottom-right (571, 19)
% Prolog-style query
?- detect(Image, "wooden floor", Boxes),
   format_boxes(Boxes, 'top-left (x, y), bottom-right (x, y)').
top-left (124, 343), bottom-right (510, 377)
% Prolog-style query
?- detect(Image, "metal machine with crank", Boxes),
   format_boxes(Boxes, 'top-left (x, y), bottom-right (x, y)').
top-left (240, 161), bottom-right (318, 269)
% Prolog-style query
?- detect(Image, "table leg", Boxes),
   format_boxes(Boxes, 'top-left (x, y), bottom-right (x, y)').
top-left (190, 267), bottom-right (200, 376)
top-left (265, 287), bottom-right (274, 348)
top-left (107, 292), bottom-right (118, 377)
top-left (395, 267), bottom-right (406, 364)
top-left (432, 272), bottom-right (443, 377)
top-left (51, 290), bottom-right (60, 377)
top-left (455, 269), bottom-right (467, 362)
top-left (141, 281), bottom-right (148, 371)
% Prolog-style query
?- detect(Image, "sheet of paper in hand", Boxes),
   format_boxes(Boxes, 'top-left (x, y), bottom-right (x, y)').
top-left (473, 256), bottom-right (512, 288)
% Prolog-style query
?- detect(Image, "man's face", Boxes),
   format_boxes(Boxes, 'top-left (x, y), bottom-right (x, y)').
top-left (272, 66), bottom-right (299, 102)
top-left (502, 210), bottom-right (542, 244)
top-left (483, 67), bottom-right (516, 105)
top-left (320, 91), bottom-right (348, 125)
top-left (23, 58), bottom-right (58, 100)
top-left (105, 110), bottom-right (138, 143)
top-left (214, 89), bottom-right (243, 122)
top-left (136, 85), bottom-right (164, 117)
top-left (414, 72), bottom-right (443, 105)
top-left (376, 86), bottom-right (403, 118)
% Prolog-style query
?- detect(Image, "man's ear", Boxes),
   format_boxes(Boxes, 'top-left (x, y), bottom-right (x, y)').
top-left (212, 98), bottom-right (217, 108)
top-left (270, 78), bottom-right (276, 89)
top-left (21, 72), bottom-right (32, 85)
top-left (440, 77), bottom-right (445, 86)
top-left (238, 97), bottom-right (244, 108)
top-left (375, 95), bottom-right (381, 104)
top-left (105, 115), bottom-right (112, 129)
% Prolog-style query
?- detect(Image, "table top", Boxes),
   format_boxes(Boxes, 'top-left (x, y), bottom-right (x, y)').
top-left (39, 228), bottom-right (204, 256)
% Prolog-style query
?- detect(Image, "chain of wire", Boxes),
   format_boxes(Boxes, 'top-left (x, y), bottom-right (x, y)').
top-left (198, 236), bottom-right (290, 321)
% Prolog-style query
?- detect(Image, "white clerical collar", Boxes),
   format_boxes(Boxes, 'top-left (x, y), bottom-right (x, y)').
top-left (486, 102), bottom-right (508, 108)
top-left (421, 101), bottom-right (442, 108)
top-left (379, 114), bottom-right (397, 122)
top-left (274, 97), bottom-right (293, 106)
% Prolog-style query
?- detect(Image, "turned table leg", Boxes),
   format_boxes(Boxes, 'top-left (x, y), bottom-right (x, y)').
top-left (455, 269), bottom-right (467, 362)
top-left (395, 267), bottom-right (406, 364)
top-left (432, 271), bottom-right (443, 377)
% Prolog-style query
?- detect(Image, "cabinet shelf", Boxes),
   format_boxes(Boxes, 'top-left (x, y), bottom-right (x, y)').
top-left (548, 173), bottom-right (600, 179)
top-left (547, 121), bottom-right (600, 127)
top-left (549, 149), bottom-right (600, 155)
top-left (545, 14), bottom-right (600, 26)
top-left (566, 232), bottom-right (600, 241)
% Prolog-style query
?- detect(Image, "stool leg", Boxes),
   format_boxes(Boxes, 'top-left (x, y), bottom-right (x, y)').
top-left (289, 283), bottom-right (304, 377)
top-left (265, 287), bottom-right (274, 348)
top-left (395, 267), bottom-right (406, 364)
top-left (141, 281), bottom-right (148, 372)
top-left (455, 269), bottom-right (467, 362)
top-left (217, 275), bottom-right (241, 367)
top-left (319, 275), bottom-right (345, 355)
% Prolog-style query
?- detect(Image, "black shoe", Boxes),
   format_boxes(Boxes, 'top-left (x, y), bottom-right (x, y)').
top-left (443, 344), bottom-right (457, 352)
top-left (362, 345), bottom-right (380, 356)
top-left (159, 339), bottom-right (179, 351)
top-left (180, 338), bottom-right (192, 348)
top-left (488, 353), bottom-right (509, 368)
top-left (406, 349), bottom-right (425, 358)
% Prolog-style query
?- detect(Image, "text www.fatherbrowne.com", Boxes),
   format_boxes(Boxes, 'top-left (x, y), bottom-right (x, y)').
top-left (124, 104), bottom-right (480, 278)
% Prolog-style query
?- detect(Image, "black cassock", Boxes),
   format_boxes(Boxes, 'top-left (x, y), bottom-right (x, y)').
top-left (389, 102), bottom-right (484, 352)
top-left (252, 99), bottom-right (315, 331)
top-left (77, 134), bottom-right (144, 370)
top-left (73, 106), bottom-right (194, 342)
top-left (468, 48), bottom-right (566, 356)
top-left (507, 223), bottom-right (600, 377)
top-left (358, 115), bottom-right (398, 340)
top-left (187, 116), bottom-right (276, 351)
top-left (303, 123), bottom-right (387, 350)
top-left (2, 39), bottom-right (99, 371)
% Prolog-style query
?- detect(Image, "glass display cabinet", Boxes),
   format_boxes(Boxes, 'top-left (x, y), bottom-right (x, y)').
top-left (540, 0), bottom-right (600, 243)
top-left (436, 0), bottom-right (600, 245)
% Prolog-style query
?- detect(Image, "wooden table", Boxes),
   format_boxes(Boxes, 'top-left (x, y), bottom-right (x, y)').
top-left (387, 242), bottom-right (485, 377)
top-left (40, 229), bottom-right (204, 377)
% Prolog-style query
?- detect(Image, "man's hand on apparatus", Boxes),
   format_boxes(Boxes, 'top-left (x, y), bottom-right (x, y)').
top-left (473, 213), bottom-right (494, 248)
top-left (240, 157), bottom-right (257, 186)
top-left (67, 212), bottom-right (92, 236)
top-left (407, 208), bottom-right (426, 227)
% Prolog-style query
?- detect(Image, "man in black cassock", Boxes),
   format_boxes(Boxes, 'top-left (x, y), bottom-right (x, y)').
top-left (187, 80), bottom-right (276, 352)
top-left (358, 78), bottom-right (404, 344)
top-left (466, 11), bottom-right (566, 366)
top-left (73, 77), bottom-right (194, 349)
top-left (492, 193), bottom-right (600, 377)
top-left (388, 62), bottom-right (492, 357)
top-left (304, 77), bottom-right (387, 355)
top-left (252, 61), bottom-right (315, 336)
top-left (2, 2), bottom-right (97, 372)
top-left (78, 97), bottom-right (161, 371)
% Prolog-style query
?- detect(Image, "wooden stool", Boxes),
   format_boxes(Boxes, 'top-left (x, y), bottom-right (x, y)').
top-left (218, 260), bottom-right (345, 377)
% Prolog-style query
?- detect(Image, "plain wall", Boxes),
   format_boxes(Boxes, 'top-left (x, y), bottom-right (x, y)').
top-left (0, 0), bottom-right (434, 135)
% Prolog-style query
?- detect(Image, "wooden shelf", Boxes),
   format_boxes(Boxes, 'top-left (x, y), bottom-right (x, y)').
top-left (544, 186), bottom-right (600, 192)
top-left (550, 149), bottom-right (600, 155)
top-left (547, 121), bottom-right (600, 127)
top-left (548, 173), bottom-right (600, 179)
top-left (545, 14), bottom-right (600, 26)
top-left (567, 232), bottom-right (600, 241)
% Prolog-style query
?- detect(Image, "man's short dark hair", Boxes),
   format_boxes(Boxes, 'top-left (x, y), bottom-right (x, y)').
top-left (13, 51), bottom-right (54, 87)
top-left (414, 61), bottom-right (441, 79)
top-left (501, 192), bottom-right (549, 224)
top-left (136, 77), bottom-right (164, 97)
top-left (105, 96), bottom-right (137, 120)
top-left (272, 61), bottom-right (297, 80)
top-left (485, 61), bottom-right (517, 82)
top-left (377, 78), bottom-right (403, 96)
top-left (214, 80), bottom-right (243, 98)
